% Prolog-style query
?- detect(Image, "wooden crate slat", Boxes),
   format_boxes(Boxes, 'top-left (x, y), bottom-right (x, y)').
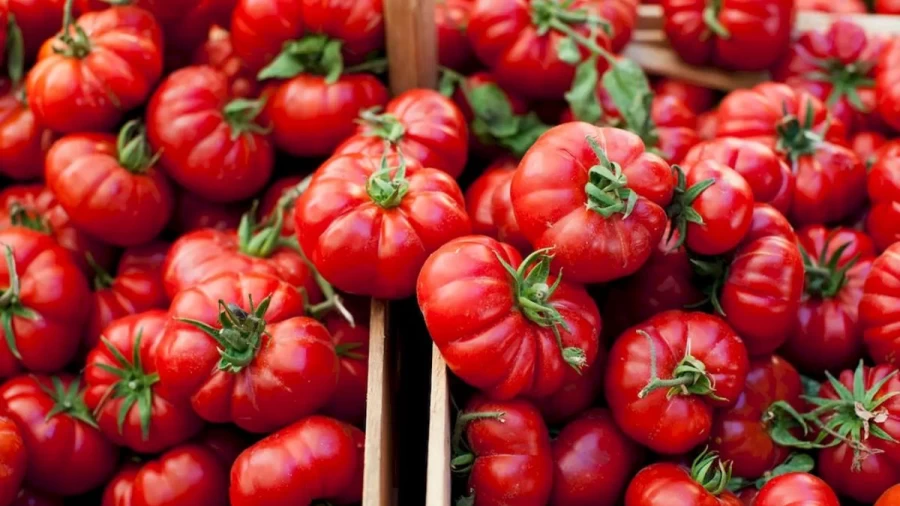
top-left (363, 299), bottom-right (394, 506)
top-left (426, 346), bottom-right (452, 506)
top-left (385, 0), bottom-right (439, 92)
top-left (622, 43), bottom-right (767, 91)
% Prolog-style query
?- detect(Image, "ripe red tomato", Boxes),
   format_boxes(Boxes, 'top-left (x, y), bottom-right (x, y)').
top-left (465, 158), bottom-right (515, 237)
top-left (877, 0), bottom-right (900, 12)
top-left (741, 203), bottom-right (796, 246)
top-left (85, 241), bottom-right (169, 351)
top-left (296, 153), bottom-right (470, 299)
top-left (436, 0), bottom-right (475, 70)
top-left (75, 0), bottom-right (202, 29)
top-left (720, 235), bottom-right (805, 356)
top-left (334, 89), bottom-right (469, 178)
top-left (653, 78), bottom-right (716, 114)
top-left (753, 473), bottom-right (840, 506)
top-left (259, 175), bottom-right (307, 236)
top-left (101, 445), bottom-right (229, 506)
top-left (26, 6), bottom-right (163, 133)
top-left (418, 236), bottom-right (601, 399)
top-left (320, 307), bottom-right (369, 426)
top-left (877, 484), bottom-right (900, 506)
top-left (511, 123), bottom-right (674, 284)
top-left (716, 83), bottom-right (866, 227)
top-left (453, 397), bottom-right (552, 506)
top-left (84, 310), bottom-right (204, 454)
top-left (0, 227), bottom-right (90, 378)
top-left (605, 310), bottom-right (749, 454)
top-left (661, 0), bottom-right (793, 71)
top-left (157, 272), bottom-right (339, 433)
top-left (489, 170), bottom-right (531, 254)
top-left (532, 355), bottom-right (605, 425)
top-left (192, 26), bottom-right (258, 99)
top-left (0, 374), bottom-right (118, 495)
top-left (195, 424), bottom-right (251, 467)
top-left (230, 416), bottom-right (365, 506)
top-left (0, 79), bottom-right (51, 181)
top-left (624, 452), bottom-right (743, 506)
top-left (860, 243), bottom-right (900, 365)
top-left (876, 38), bottom-right (900, 132)
top-left (467, 0), bottom-right (613, 100)
top-left (698, 110), bottom-right (718, 140)
top-left (853, 130), bottom-right (887, 169)
top-left (708, 356), bottom-right (803, 479)
top-left (169, 189), bottom-right (244, 235)
top-left (0, 416), bottom-right (25, 506)
top-left (812, 364), bottom-right (900, 503)
top-left (867, 142), bottom-right (900, 252)
top-left (682, 137), bottom-right (794, 215)
top-left (0, 0), bottom-right (64, 61)
top-left (772, 20), bottom-right (885, 134)
top-left (781, 226), bottom-right (874, 374)
top-left (797, 0), bottom-right (867, 12)
top-left (44, 124), bottom-right (175, 247)
top-left (550, 408), bottom-right (642, 506)
top-left (146, 65), bottom-right (274, 203)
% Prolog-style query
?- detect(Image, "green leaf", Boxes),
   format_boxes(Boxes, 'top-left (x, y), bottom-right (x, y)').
top-left (6, 14), bottom-right (23, 85)
top-left (321, 39), bottom-right (344, 84)
top-left (500, 113), bottom-right (549, 157)
top-left (564, 57), bottom-right (602, 124)
top-left (468, 84), bottom-right (519, 138)
top-left (556, 36), bottom-right (581, 65)
top-left (257, 50), bottom-right (306, 81)
top-left (602, 59), bottom-right (657, 145)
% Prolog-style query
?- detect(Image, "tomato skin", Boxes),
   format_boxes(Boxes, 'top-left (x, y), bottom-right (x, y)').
top-left (860, 243), bottom-right (900, 365)
top-left (230, 416), bottom-right (365, 506)
top-left (165, 0), bottom-right (238, 69)
top-left (296, 154), bottom-right (470, 299)
top-left (0, 416), bottom-right (26, 506)
top-left (0, 0), bottom-right (64, 61)
top-left (532, 355), bottom-right (605, 425)
top-left (624, 462), bottom-right (743, 506)
top-left (158, 272), bottom-right (338, 433)
top-left (169, 190), bottom-right (244, 235)
top-left (26, 7), bottom-right (163, 134)
top-left (417, 236), bottom-right (602, 400)
top-left (781, 226), bottom-right (873, 374)
top-left (721, 236), bottom-right (804, 356)
top-left (511, 123), bottom-right (674, 284)
top-left (654, 78), bottom-right (716, 114)
top-left (0, 375), bottom-right (119, 495)
top-left (815, 365), bottom-right (900, 503)
top-left (661, 0), bottom-right (793, 71)
top-left (465, 158), bottom-right (516, 237)
top-left (162, 228), bottom-right (319, 301)
top-left (102, 445), bottom-right (229, 506)
top-left (0, 81), bottom-right (51, 182)
top-left (231, 0), bottom-right (384, 74)
top-left (84, 311), bottom-right (203, 454)
top-left (489, 171), bottom-right (530, 254)
top-left (146, 65), bottom-right (274, 203)
top-left (192, 26), bottom-right (258, 99)
top-left (550, 408), bottom-right (642, 506)
top-left (877, 484), bottom-right (900, 506)
top-left (708, 356), bottom-right (802, 479)
top-left (605, 310), bottom-right (749, 455)
top-left (467, 0), bottom-right (612, 100)
top-left (436, 0), bottom-right (475, 70)
top-left (264, 74), bottom-right (389, 158)
top-left (697, 111), bottom-right (718, 140)
top-left (682, 160), bottom-right (754, 256)
top-left (866, 142), bottom-right (900, 252)
top-left (44, 132), bottom-right (175, 247)
top-left (753, 473), bottom-right (840, 506)
top-left (75, 0), bottom-right (202, 28)
top-left (259, 175), bottom-right (306, 236)
top-left (741, 203), bottom-right (796, 246)
top-left (0, 228), bottom-right (90, 378)
top-left (320, 308), bottom-right (369, 426)
top-left (682, 138), bottom-right (794, 215)
top-left (876, 38), bottom-right (900, 132)
top-left (852, 130), bottom-right (887, 169)
top-left (334, 89), bottom-right (469, 178)
top-left (797, 0), bottom-right (867, 12)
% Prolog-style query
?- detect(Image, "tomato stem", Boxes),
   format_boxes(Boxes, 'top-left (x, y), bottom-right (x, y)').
top-left (638, 330), bottom-right (724, 400)
top-left (584, 136), bottom-right (638, 218)
top-left (359, 108), bottom-right (406, 143)
top-left (117, 120), bottom-right (160, 173)
top-left (776, 100), bottom-right (825, 166)
top-left (666, 166), bottom-right (716, 250)
top-left (39, 376), bottom-right (99, 429)
top-left (0, 245), bottom-right (36, 361)
top-left (223, 98), bottom-right (271, 140)
top-left (178, 296), bottom-right (272, 373)
top-left (702, 0), bottom-right (730, 39)
top-left (450, 410), bottom-right (506, 469)
top-left (691, 448), bottom-right (732, 496)
top-left (93, 330), bottom-right (160, 441)
top-left (7, 202), bottom-right (50, 234)
top-left (798, 239), bottom-right (858, 299)
top-left (56, 0), bottom-right (91, 58)
top-left (5, 14), bottom-right (23, 85)
top-left (257, 34), bottom-right (346, 83)
top-left (366, 153), bottom-right (410, 209)
top-left (237, 202), bottom-right (283, 259)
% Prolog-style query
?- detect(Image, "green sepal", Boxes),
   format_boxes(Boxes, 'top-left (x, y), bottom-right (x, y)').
top-left (565, 56), bottom-right (603, 124)
top-left (258, 34), bottom-right (344, 83)
top-left (40, 376), bottom-right (99, 429)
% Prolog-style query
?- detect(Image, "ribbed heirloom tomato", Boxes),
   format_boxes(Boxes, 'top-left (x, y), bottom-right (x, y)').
top-left (295, 154), bottom-right (470, 299)
top-left (876, 37), bottom-right (900, 132)
top-left (860, 243), bottom-right (900, 365)
top-left (417, 236), bottom-right (601, 399)
top-left (511, 123), bottom-right (674, 284)
top-left (75, 0), bottom-right (202, 32)
top-left (605, 310), bottom-right (749, 454)
top-left (866, 141), bottom-right (900, 251)
top-left (0, 416), bottom-right (25, 506)
top-left (877, 484), bottom-right (900, 506)
top-left (0, 79), bottom-right (50, 182)
top-left (156, 271), bottom-right (339, 433)
top-left (84, 310), bottom-right (203, 454)
top-left (320, 305), bottom-right (369, 426)
top-left (753, 473), bottom-right (840, 506)
top-left (465, 158), bottom-right (515, 237)
top-left (0, 0), bottom-right (64, 61)
top-left (436, 0), bottom-right (475, 70)
top-left (624, 451), bottom-right (743, 506)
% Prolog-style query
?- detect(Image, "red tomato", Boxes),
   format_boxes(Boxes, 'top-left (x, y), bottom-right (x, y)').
top-left (860, 243), bottom-right (900, 365)
top-left (661, 0), bottom-right (793, 71)
top-left (195, 424), bottom-right (251, 467)
top-left (264, 74), bottom-right (389, 157)
top-left (101, 445), bottom-right (229, 506)
top-left (453, 397), bottom-right (552, 506)
top-left (682, 137), bottom-right (794, 215)
top-left (0, 228), bottom-right (90, 378)
top-left (465, 158), bottom-right (516, 237)
top-left (488, 171), bottom-right (530, 254)
top-left (26, 6), bottom-right (163, 133)
top-left (716, 83), bottom-right (865, 226)
top-left (852, 130), bottom-right (887, 169)
top-left (0, 375), bottom-right (118, 495)
top-left (0, 416), bottom-right (25, 506)
top-left (654, 78), bottom-right (716, 114)
top-left (230, 416), bottom-right (365, 506)
top-left (876, 38), bottom-right (900, 132)
top-left (867, 142), bottom-right (900, 252)
top-left (812, 364), bottom-right (900, 503)
top-left (259, 175), bottom-right (307, 235)
top-left (169, 189), bottom-right (244, 235)
top-left (772, 20), bottom-right (885, 134)
top-left (597, 0), bottom-right (637, 53)
top-left (511, 123), bottom-right (674, 284)
top-left (550, 408), bottom-right (642, 506)
top-left (877, 0), bottom-right (900, 12)
top-left (157, 272), bottom-right (339, 433)
top-left (84, 311), bottom-right (203, 453)
top-left (0, 0), bottom-right (64, 61)
top-left (467, 0), bottom-right (613, 100)
top-left (532, 355), bottom-right (605, 425)
top-left (708, 356), bottom-right (802, 479)
top-left (10, 488), bottom-right (61, 506)
top-left (334, 89), bottom-right (469, 178)
top-left (754, 473), bottom-right (840, 506)
top-left (192, 26), bottom-right (258, 99)
top-left (698, 110), bottom-right (718, 140)
top-left (624, 452), bottom-right (743, 506)
top-left (295, 153), bottom-right (470, 299)
top-left (605, 310), bottom-right (749, 454)
top-left (417, 236), bottom-right (602, 399)
top-left (437, 0), bottom-right (475, 70)
top-left (85, 241), bottom-right (169, 351)
top-left (44, 124), bottom-right (175, 247)
top-left (719, 236), bottom-right (804, 356)
top-left (0, 80), bottom-right (51, 181)
top-left (146, 65), bottom-right (274, 203)
top-left (75, 0), bottom-right (202, 29)
top-left (320, 308), bottom-right (369, 426)
top-left (741, 203), bottom-right (796, 246)
top-left (877, 484), bottom-right (900, 506)
top-left (0, 184), bottom-right (116, 277)
top-left (165, 0), bottom-right (238, 69)
top-left (797, 0), bottom-right (867, 12)
top-left (781, 226), bottom-right (874, 374)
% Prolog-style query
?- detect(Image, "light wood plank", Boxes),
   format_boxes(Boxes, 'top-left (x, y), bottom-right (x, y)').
top-left (622, 43), bottom-right (768, 91)
top-left (384, 0), bottom-right (438, 93)
top-left (426, 346), bottom-right (451, 506)
top-left (363, 299), bottom-right (393, 506)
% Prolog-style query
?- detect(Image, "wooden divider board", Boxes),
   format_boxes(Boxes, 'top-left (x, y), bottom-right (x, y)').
top-left (426, 346), bottom-right (452, 506)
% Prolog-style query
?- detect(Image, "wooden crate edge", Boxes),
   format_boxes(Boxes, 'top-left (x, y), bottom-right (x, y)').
top-left (425, 346), bottom-right (451, 506)
top-left (362, 299), bottom-right (394, 506)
